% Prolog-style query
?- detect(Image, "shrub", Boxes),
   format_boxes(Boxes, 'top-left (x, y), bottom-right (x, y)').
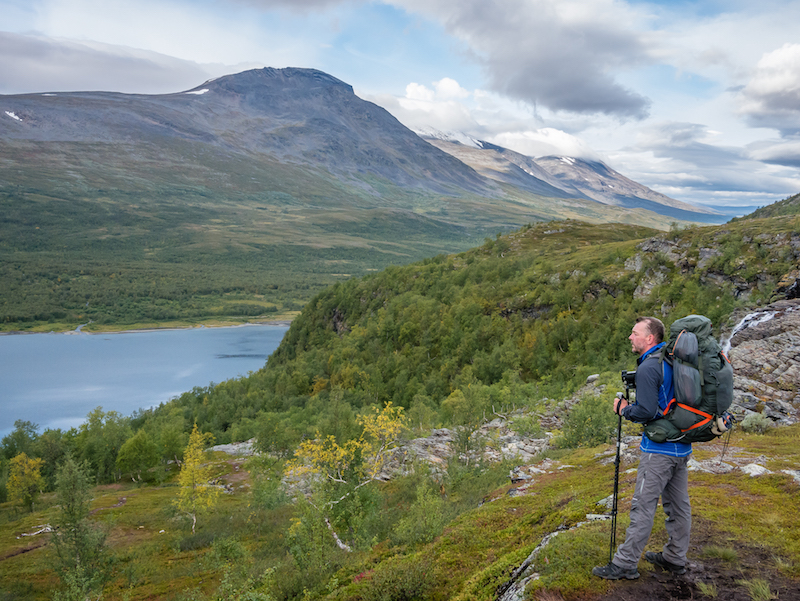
top-left (391, 484), bottom-right (450, 547)
top-left (554, 394), bottom-right (617, 449)
top-left (358, 556), bottom-right (433, 601)
top-left (178, 531), bottom-right (216, 552)
top-left (739, 413), bottom-right (772, 435)
top-left (511, 415), bottom-right (543, 439)
top-left (210, 536), bottom-right (249, 567)
top-left (51, 456), bottom-right (111, 600)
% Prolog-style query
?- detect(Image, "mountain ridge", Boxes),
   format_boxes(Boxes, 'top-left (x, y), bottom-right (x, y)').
top-left (1, 67), bottom-right (495, 198)
top-left (419, 130), bottom-right (721, 223)
top-left (2, 67), bottom-right (719, 221)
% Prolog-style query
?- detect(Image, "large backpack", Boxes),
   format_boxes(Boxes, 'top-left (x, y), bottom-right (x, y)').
top-left (643, 315), bottom-right (734, 444)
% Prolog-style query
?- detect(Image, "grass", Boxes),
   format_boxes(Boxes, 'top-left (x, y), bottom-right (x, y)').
top-left (696, 581), bottom-right (718, 597)
top-left (737, 578), bottom-right (774, 601)
top-left (688, 427), bottom-right (800, 579)
top-left (701, 545), bottom-right (739, 563)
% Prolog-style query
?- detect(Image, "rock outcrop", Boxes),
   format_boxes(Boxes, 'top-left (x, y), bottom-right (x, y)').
top-left (725, 299), bottom-right (800, 426)
top-left (625, 231), bottom-right (800, 306)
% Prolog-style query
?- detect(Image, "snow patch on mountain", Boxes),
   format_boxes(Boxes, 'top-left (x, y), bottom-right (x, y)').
top-left (414, 127), bottom-right (482, 149)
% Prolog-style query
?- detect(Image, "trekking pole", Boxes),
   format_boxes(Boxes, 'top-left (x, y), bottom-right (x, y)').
top-left (609, 382), bottom-right (630, 564)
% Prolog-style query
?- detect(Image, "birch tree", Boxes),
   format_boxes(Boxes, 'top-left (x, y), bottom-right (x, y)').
top-left (52, 455), bottom-right (110, 601)
top-left (286, 403), bottom-right (408, 551)
top-left (7, 452), bottom-right (45, 512)
top-left (175, 424), bottom-right (219, 534)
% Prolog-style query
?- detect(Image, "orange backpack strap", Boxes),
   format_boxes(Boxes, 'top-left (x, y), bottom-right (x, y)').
top-left (675, 403), bottom-right (713, 432)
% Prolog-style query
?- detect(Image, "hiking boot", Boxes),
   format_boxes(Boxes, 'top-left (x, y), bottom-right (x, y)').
top-left (645, 551), bottom-right (686, 575)
top-left (592, 562), bottom-right (640, 580)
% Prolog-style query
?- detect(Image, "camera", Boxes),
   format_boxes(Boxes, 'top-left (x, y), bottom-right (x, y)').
top-left (621, 369), bottom-right (636, 389)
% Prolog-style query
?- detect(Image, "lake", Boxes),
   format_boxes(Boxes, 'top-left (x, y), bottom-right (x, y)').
top-left (0, 324), bottom-right (289, 438)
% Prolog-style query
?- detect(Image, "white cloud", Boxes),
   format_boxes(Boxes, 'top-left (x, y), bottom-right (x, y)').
top-left (434, 77), bottom-right (469, 100)
top-left (0, 32), bottom-right (221, 94)
top-left (404, 82), bottom-right (434, 101)
top-left (371, 76), bottom-right (603, 160)
top-left (368, 78), bottom-right (484, 132)
top-left (605, 120), bottom-right (800, 208)
top-left (739, 43), bottom-right (800, 135)
top-left (31, 0), bottom-right (328, 69)
top-left (747, 138), bottom-right (800, 168)
top-left (376, 93), bottom-right (479, 134)
top-left (392, 0), bottom-right (653, 117)
top-left (488, 129), bottom-right (601, 160)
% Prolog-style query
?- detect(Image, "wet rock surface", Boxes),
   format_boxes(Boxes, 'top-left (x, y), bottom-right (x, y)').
top-left (725, 299), bottom-right (800, 427)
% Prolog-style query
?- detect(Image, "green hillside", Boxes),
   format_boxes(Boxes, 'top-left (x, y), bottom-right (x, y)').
top-left (153, 217), bottom-right (798, 445)
top-left (2, 216), bottom-right (800, 601)
top-left (736, 191), bottom-right (800, 220)
top-left (0, 179), bottom-right (481, 331)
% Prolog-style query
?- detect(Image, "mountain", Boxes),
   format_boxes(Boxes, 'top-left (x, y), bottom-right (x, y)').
top-left (419, 131), bottom-right (722, 223)
top-left (1, 67), bottom-right (717, 223)
top-left (0, 68), bottom-right (723, 330)
top-left (1, 68), bottom-right (494, 198)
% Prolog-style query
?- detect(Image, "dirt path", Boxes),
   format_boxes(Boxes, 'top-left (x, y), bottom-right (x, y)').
top-left (0, 540), bottom-right (48, 561)
top-left (594, 518), bottom-right (800, 600)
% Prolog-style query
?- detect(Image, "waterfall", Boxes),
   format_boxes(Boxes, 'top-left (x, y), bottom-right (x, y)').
top-left (721, 306), bottom-right (798, 355)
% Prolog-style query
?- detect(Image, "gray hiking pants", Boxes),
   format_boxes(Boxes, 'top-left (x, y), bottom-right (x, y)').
top-left (613, 452), bottom-right (691, 569)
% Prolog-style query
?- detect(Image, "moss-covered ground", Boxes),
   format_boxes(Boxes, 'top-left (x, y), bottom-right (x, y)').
top-left (2, 426), bottom-right (798, 600)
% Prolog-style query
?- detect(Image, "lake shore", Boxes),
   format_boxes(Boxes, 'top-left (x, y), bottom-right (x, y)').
top-left (0, 317), bottom-right (296, 336)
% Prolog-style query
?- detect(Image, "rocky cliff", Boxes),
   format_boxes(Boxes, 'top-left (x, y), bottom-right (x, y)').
top-left (727, 299), bottom-right (800, 425)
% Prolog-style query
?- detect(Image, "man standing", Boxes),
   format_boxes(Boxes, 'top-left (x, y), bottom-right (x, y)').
top-left (592, 316), bottom-right (692, 580)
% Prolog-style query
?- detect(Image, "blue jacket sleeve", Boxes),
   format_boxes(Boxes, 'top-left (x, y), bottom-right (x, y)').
top-left (623, 356), bottom-right (662, 423)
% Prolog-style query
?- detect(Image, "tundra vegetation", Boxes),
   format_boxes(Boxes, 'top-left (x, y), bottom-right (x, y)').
top-left (0, 186), bottom-right (482, 332)
top-left (1, 211), bottom-right (800, 600)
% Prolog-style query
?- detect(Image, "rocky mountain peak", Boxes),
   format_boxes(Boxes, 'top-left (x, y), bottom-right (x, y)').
top-left (191, 67), bottom-right (354, 99)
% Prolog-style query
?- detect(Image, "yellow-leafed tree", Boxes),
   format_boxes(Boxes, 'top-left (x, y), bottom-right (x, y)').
top-left (286, 402), bottom-right (408, 553)
top-left (288, 402), bottom-right (408, 504)
top-left (8, 452), bottom-right (45, 512)
top-left (175, 424), bottom-right (219, 534)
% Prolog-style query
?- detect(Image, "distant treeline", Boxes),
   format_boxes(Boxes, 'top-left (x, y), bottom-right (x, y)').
top-left (0, 188), bottom-right (480, 329)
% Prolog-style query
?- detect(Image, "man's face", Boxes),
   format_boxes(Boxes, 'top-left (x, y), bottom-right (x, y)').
top-left (629, 322), bottom-right (655, 355)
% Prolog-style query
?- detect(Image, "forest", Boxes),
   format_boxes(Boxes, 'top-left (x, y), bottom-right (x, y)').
top-left (2, 212), bottom-right (800, 600)
top-left (0, 187), bottom-right (480, 331)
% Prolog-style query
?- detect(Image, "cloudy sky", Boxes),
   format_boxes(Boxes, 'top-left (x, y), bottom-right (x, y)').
top-left (2, 0), bottom-right (800, 215)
